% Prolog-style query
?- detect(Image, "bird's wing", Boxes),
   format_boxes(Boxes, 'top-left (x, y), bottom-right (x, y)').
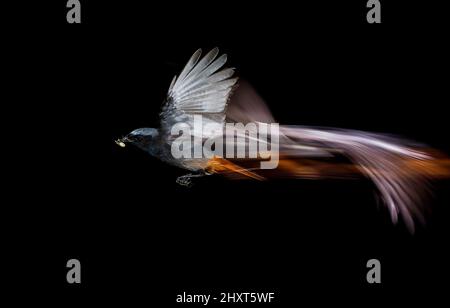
top-left (160, 48), bottom-right (238, 142)
top-left (226, 79), bottom-right (275, 124)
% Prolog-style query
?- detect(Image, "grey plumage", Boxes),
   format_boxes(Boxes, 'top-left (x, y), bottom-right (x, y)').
top-left (117, 47), bottom-right (238, 182)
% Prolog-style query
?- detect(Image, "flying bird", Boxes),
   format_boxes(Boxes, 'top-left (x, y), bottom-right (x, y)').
top-left (115, 47), bottom-right (450, 232)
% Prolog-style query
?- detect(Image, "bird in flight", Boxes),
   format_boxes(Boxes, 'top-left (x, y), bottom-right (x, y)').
top-left (116, 47), bottom-right (450, 232)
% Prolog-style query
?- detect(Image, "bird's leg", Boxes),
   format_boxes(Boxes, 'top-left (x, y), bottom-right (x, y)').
top-left (175, 172), bottom-right (205, 187)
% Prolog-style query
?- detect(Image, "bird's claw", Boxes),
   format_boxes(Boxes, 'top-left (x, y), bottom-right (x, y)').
top-left (176, 175), bottom-right (194, 187)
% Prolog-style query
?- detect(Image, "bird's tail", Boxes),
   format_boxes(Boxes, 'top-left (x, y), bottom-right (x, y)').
top-left (280, 126), bottom-right (450, 232)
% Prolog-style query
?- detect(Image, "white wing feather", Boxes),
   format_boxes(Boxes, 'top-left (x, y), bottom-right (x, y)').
top-left (166, 48), bottom-right (238, 115)
top-left (160, 48), bottom-right (238, 170)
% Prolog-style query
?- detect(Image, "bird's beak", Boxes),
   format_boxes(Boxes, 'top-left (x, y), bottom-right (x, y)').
top-left (115, 137), bottom-right (129, 148)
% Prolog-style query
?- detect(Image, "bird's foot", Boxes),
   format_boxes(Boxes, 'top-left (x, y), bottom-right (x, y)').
top-left (176, 174), bottom-right (194, 187)
top-left (176, 173), bottom-right (205, 187)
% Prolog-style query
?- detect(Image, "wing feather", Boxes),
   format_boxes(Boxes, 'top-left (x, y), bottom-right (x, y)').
top-left (161, 48), bottom-right (238, 127)
top-left (171, 48), bottom-right (202, 94)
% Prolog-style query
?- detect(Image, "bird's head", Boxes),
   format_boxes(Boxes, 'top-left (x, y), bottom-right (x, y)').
top-left (115, 128), bottom-right (159, 152)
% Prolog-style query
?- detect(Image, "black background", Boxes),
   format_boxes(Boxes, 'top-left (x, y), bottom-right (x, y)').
top-left (11, 0), bottom-right (450, 306)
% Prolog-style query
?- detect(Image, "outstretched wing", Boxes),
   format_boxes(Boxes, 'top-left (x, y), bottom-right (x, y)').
top-left (160, 47), bottom-right (238, 136)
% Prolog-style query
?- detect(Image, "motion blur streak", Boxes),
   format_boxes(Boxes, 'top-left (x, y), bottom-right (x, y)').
top-left (214, 81), bottom-right (450, 233)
